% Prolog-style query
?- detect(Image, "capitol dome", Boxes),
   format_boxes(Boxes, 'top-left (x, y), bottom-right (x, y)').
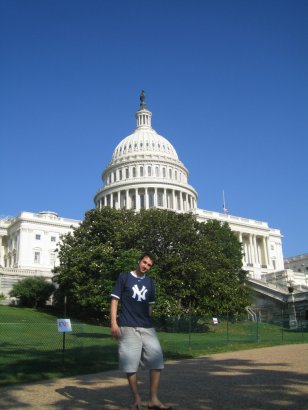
top-left (94, 91), bottom-right (197, 212)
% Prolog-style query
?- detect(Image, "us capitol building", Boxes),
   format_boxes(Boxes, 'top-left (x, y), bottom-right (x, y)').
top-left (1, 92), bottom-right (307, 318)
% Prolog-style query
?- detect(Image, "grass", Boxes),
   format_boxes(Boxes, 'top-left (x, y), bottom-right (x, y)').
top-left (0, 306), bottom-right (307, 387)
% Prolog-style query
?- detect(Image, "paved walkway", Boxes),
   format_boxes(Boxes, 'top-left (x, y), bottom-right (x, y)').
top-left (1, 344), bottom-right (308, 409)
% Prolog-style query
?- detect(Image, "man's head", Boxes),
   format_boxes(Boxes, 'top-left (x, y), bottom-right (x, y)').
top-left (136, 252), bottom-right (156, 275)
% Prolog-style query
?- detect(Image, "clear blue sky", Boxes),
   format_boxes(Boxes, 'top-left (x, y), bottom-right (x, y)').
top-left (1, 0), bottom-right (307, 258)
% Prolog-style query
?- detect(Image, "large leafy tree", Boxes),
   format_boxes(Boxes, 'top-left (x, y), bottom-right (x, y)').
top-left (54, 207), bottom-right (249, 320)
top-left (54, 207), bottom-right (140, 318)
top-left (134, 210), bottom-right (248, 317)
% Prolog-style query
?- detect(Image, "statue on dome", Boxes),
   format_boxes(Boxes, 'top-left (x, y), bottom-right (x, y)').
top-left (140, 90), bottom-right (147, 109)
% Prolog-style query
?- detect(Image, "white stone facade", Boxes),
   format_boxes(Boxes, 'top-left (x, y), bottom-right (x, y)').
top-left (196, 209), bottom-right (284, 279)
top-left (284, 254), bottom-right (308, 286)
top-left (0, 211), bottom-right (80, 296)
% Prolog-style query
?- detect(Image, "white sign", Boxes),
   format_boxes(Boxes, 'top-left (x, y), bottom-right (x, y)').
top-left (212, 317), bottom-right (218, 325)
top-left (57, 318), bottom-right (72, 333)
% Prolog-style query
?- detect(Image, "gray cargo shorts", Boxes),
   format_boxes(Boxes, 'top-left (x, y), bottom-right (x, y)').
top-left (118, 326), bottom-right (164, 373)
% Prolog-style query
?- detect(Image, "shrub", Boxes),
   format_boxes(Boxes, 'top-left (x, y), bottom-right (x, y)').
top-left (9, 277), bottom-right (56, 308)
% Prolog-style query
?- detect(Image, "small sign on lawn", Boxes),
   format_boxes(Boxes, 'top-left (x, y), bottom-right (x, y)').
top-left (57, 318), bottom-right (72, 333)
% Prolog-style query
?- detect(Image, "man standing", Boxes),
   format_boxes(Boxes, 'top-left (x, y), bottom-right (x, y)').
top-left (110, 252), bottom-right (171, 410)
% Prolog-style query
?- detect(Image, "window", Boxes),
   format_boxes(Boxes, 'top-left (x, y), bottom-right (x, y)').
top-left (148, 166), bottom-right (152, 176)
top-left (51, 236), bottom-right (56, 242)
top-left (34, 251), bottom-right (41, 264)
top-left (126, 168), bottom-right (129, 178)
top-left (119, 169), bottom-right (122, 180)
top-left (35, 234), bottom-right (41, 240)
top-left (50, 252), bottom-right (56, 266)
top-left (155, 166), bottom-right (159, 177)
top-left (158, 192), bottom-right (163, 206)
top-left (120, 193), bottom-right (126, 208)
top-left (133, 167), bottom-right (136, 177)
top-left (140, 166), bottom-right (144, 177)
top-left (177, 194), bottom-right (181, 210)
top-left (140, 194), bottom-right (145, 209)
top-left (149, 192), bottom-right (154, 208)
top-left (163, 168), bottom-right (166, 178)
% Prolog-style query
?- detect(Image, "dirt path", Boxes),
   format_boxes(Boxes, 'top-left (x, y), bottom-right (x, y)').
top-left (1, 344), bottom-right (308, 409)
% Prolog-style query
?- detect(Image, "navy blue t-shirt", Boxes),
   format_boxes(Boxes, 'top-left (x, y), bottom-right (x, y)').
top-left (111, 271), bottom-right (155, 328)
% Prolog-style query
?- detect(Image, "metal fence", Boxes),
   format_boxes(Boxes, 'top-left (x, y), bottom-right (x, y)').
top-left (1, 308), bottom-right (307, 386)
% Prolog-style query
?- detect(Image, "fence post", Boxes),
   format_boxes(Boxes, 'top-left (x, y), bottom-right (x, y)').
top-left (188, 301), bottom-right (192, 351)
top-left (301, 311), bottom-right (304, 339)
top-left (281, 308), bottom-right (284, 341)
top-left (62, 295), bottom-right (67, 369)
top-left (256, 310), bottom-right (259, 342)
top-left (226, 307), bottom-right (229, 342)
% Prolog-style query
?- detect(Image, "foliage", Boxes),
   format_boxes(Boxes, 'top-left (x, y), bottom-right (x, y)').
top-left (54, 207), bottom-right (249, 320)
top-left (9, 277), bottom-right (56, 308)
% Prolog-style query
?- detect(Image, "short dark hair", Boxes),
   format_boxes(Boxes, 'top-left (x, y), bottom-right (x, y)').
top-left (139, 251), bottom-right (156, 266)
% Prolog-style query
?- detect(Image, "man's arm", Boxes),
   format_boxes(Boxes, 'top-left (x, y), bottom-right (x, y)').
top-left (110, 298), bottom-right (121, 338)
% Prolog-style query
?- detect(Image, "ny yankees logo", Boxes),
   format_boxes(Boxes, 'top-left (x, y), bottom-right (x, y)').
top-left (132, 284), bottom-right (148, 301)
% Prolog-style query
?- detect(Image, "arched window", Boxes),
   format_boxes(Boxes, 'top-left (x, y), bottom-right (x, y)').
top-left (148, 166), bottom-right (152, 176)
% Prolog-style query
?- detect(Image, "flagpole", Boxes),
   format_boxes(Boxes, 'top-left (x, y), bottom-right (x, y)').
top-left (223, 190), bottom-right (228, 214)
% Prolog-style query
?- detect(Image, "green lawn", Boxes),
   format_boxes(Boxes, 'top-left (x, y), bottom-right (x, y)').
top-left (0, 306), bottom-right (307, 386)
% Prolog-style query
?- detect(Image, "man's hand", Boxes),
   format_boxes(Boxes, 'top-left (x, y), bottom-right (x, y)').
top-left (111, 323), bottom-right (121, 339)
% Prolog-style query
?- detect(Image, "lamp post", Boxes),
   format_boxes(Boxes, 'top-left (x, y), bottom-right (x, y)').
top-left (287, 281), bottom-right (297, 329)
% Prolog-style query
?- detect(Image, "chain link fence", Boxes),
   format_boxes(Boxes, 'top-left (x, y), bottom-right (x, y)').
top-left (1, 307), bottom-right (307, 386)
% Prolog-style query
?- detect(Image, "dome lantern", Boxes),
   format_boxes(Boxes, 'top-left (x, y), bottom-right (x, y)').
top-left (135, 90), bottom-right (152, 129)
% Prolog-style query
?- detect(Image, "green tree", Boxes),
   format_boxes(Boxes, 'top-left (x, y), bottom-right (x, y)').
top-left (9, 277), bottom-right (56, 308)
top-left (53, 207), bottom-right (140, 318)
top-left (134, 210), bottom-right (248, 317)
top-left (55, 207), bottom-right (249, 320)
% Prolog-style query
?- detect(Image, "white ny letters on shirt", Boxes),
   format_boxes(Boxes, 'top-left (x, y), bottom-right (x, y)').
top-left (132, 284), bottom-right (148, 301)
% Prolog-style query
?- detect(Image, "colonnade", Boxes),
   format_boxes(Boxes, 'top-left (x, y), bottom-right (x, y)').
top-left (237, 232), bottom-right (271, 269)
top-left (96, 187), bottom-right (196, 212)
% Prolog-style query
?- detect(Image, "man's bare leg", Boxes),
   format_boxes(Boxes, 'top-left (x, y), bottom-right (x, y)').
top-left (148, 369), bottom-right (171, 409)
top-left (127, 372), bottom-right (142, 407)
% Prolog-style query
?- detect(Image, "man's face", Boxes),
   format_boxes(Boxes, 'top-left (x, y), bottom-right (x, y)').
top-left (138, 256), bottom-right (153, 274)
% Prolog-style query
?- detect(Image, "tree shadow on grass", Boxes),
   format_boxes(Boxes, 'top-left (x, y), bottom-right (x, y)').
top-left (0, 344), bottom-right (119, 386)
top-left (0, 345), bottom-right (308, 409)
top-left (72, 332), bottom-right (110, 339)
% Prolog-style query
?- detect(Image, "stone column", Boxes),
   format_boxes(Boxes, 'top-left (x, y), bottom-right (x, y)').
top-left (145, 187), bottom-right (148, 209)
top-left (154, 188), bottom-right (157, 207)
top-left (263, 237), bottom-right (269, 266)
top-left (135, 188), bottom-right (139, 211)
top-left (116, 191), bottom-right (120, 209)
top-left (253, 235), bottom-right (259, 265)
